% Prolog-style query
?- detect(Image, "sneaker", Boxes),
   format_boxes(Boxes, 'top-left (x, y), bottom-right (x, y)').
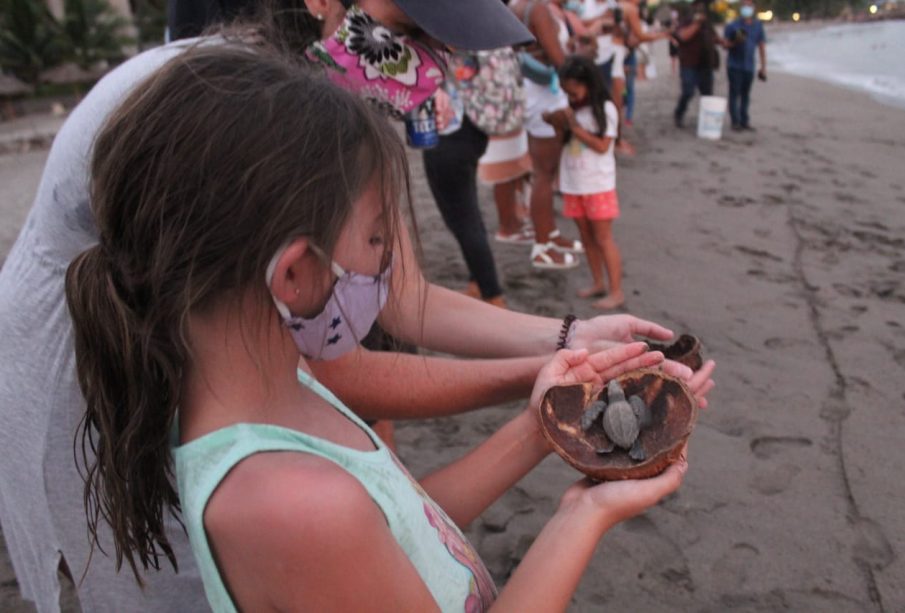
top-left (531, 242), bottom-right (580, 270)
top-left (742, 124), bottom-right (756, 131)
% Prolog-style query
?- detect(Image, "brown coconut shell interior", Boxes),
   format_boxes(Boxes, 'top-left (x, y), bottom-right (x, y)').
top-left (648, 334), bottom-right (704, 371)
top-left (539, 369), bottom-right (699, 481)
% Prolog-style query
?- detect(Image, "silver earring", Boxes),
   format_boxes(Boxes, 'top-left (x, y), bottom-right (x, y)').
top-left (316, 13), bottom-right (324, 20)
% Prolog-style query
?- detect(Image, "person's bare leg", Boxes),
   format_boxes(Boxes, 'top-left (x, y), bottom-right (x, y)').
top-left (591, 220), bottom-right (625, 309)
top-left (574, 218), bottom-right (605, 297)
top-left (494, 178), bottom-right (524, 236)
top-left (527, 134), bottom-right (560, 243)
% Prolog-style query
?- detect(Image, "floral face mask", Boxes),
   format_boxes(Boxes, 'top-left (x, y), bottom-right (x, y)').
top-left (307, 6), bottom-right (448, 118)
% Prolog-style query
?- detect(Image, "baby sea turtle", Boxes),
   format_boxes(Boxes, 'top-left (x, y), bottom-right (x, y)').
top-left (580, 379), bottom-right (652, 461)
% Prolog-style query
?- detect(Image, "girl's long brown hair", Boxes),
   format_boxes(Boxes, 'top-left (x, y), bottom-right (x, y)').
top-left (65, 44), bottom-right (411, 583)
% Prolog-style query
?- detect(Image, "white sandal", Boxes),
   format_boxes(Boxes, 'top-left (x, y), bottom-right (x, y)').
top-left (548, 229), bottom-right (584, 254)
top-left (495, 225), bottom-right (535, 244)
top-left (531, 242), bottom-right (580, 270)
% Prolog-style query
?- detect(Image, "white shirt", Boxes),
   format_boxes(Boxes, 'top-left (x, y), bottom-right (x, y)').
top-left (559, 101), bottom-right (619, 194)
top-left (583, 0), bottom-right (617, 64)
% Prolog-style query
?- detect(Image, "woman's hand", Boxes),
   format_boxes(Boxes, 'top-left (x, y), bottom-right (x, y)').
top-left (570, 315), bottom-right (675, 351)
top-left (528, 343), bottom-right (665, 411)
top-left (560, 444), bottom-right (689, 530)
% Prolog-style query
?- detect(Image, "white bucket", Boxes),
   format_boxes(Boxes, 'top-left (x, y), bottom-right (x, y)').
top-left (697, 95), bottom-right (727, 140)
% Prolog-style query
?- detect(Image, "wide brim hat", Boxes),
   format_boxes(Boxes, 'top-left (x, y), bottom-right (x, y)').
top-left (392, 0), bottom-right (535, 50)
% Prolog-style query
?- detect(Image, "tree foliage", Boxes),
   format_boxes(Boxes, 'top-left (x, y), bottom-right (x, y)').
top-left (0, 0), bottom-right (68, 83)
top-left (63, 0), bottom-right (131, 68)
top-left (0, 0), bottom-right (133, 84)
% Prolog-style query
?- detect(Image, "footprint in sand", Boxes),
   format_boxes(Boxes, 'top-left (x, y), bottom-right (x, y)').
top-left (761, 193), bottom-right (785, 205)
top-left (750, 463), bottom-right (801, 496)
top-left (832, 283), bottom-right (864, 298)
top-left (718, 195), bottom-right (756, 208)
top-left (735, 245), bottom-right (783, 262)
top-left (852, 517), bottom-right (895, 571)
top-left (833, 191), bottom-right (863, 204)
top-left (750, 435), bottom-right (813, 460)
top-left (711, 543), bottom-right (760, 589)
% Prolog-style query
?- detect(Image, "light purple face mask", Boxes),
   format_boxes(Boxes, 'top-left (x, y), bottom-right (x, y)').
top-left (266, 246), bottom-right (391, 361)
top-left (307, 6), bottom-right (447, 117)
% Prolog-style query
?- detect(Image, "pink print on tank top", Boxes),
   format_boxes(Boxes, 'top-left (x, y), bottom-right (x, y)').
top-left (422, 501), bottom-right (497, 612)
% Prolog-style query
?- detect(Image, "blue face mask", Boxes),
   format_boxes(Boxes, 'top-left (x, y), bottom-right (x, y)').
top-left (740, 5), bottom-right (755, 18)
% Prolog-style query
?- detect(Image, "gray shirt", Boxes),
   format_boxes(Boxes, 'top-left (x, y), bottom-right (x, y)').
top-left (0, 41), bottom-right (209, 613)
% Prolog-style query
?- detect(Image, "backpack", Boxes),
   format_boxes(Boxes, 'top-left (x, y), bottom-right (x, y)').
top-left (454, 48), bottom-right (526, 136)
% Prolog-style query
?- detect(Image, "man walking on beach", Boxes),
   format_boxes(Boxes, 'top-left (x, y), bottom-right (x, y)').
top-left (672, 0), bottom-right (720, 128)
top-left (724, 0), bottom-right (767, 130)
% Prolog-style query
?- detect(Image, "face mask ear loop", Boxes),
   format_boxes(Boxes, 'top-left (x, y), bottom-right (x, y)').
top-left (265, 244), bottom-right (295, 321)
top-left (308, 244), bottom-right (347, 278)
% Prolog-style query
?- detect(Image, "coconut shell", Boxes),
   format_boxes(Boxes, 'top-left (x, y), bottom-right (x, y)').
top-left (649, 334), bottom-right (703, 371)
top-left (539, 369), bottom-right (698, 481)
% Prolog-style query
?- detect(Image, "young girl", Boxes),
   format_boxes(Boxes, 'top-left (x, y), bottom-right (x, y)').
top-left (65, 46), bottom-right (687, 611)
top-left (547, 54), bottom-right (625, 309)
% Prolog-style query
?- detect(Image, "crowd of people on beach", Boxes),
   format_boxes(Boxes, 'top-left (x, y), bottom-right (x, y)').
top-left (422, 0), bottom-right (766, 312)
top-left (0, 0), bottom-right (747, 611)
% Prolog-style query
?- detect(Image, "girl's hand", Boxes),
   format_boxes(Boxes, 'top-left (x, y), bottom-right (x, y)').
top-left (562, 106), bottom-right (577, 128)
top-left (560, 444), bottom-right (689, 530)
top-left (656, 358), bottom-right (716, 410)
top-left (570, 315), bottom-right (675, 350)
top-left (529, 343), bottom-right (665, 411)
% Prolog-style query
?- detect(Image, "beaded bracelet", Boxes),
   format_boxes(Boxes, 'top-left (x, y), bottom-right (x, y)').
top-left (556, 314), bottom-right (578, 351)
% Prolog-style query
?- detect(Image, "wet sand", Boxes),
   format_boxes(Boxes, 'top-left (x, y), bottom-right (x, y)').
top-left (2, 46), bottom-right (905, 611)
top-left (401, 48), bottom-right (905, 610)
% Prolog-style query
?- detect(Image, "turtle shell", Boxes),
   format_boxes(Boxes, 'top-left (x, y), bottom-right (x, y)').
top-left (648, 334), bottom-right (703, 371)
top-left (538, 369), bottom-right (698, 481)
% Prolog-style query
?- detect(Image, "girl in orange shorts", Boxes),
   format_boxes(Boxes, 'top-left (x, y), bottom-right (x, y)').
top-left (545, 55), bottom-right (624, 309)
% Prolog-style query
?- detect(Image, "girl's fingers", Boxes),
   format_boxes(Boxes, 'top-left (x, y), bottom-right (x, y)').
top-left (629, 317), bottom-right (674, 341)
top-left (586, 342), bottom-right (649, 372)
top-left (688, 360), bottom-right (716, 392)
top-left (558, 348), bottom-right (589, 368)
top-left (660, 359), bottom-right (693, 381)
top-left (596, 351), bottom-right (664, 382)
top-left (693, 379), bottom-right (715, 409)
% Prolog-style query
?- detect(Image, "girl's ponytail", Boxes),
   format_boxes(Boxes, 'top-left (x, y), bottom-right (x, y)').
top-left (66, 246), bottom-right (184, 582)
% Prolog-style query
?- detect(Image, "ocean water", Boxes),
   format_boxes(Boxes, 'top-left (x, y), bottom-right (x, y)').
top-left (768, 20), bottom-right (905, 109)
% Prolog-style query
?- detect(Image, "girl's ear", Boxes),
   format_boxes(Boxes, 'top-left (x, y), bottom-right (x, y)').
top-left (268, 238), bottom-right (312, 308)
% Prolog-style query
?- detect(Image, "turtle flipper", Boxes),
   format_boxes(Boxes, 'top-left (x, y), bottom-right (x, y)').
top-left (580, 401), bottom-right (606, 431)
top-left (629, 438), bottom-right (646, 462)
top-left (629, 395), bottom-right (651, 429)
top-left (595, 439), bottom-right (615, 455)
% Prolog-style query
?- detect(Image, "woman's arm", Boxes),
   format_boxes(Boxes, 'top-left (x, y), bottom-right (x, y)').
top-left (380, 224), bottom-right (675, 358)
top-left (419, 344), bottom-right (666, 527)
top-left (675, 18), bottom-right (702, 42)
top-left (309, 348), bottom-right (546, 419)
top-left (623, 2), bottom-right (669, 44)
top-left (529, 1), bottom-right (567, 68)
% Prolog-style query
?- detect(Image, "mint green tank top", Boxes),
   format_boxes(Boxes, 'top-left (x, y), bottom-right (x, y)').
top-left (173, 369), bottom-right (497, 612)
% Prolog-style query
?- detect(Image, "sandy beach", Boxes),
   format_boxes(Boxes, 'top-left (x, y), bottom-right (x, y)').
top-left (2, 41), bottom-right (905, 611)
